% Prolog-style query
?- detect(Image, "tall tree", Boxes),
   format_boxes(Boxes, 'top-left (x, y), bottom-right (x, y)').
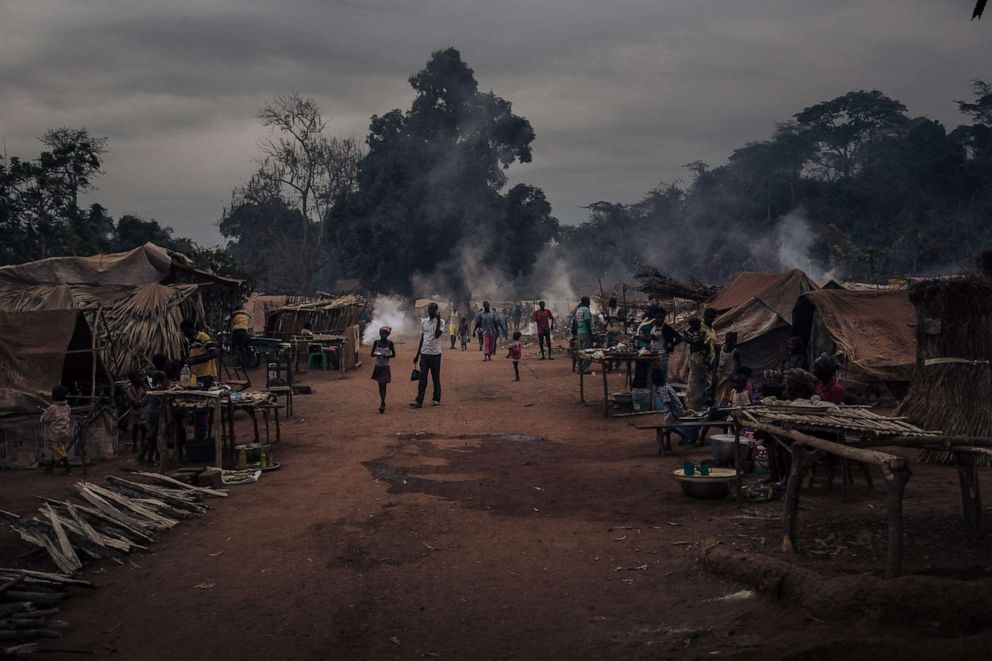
top-left (794, 90), bottom-right (908, 179)
top-left (252, 93), bottom-right (362, 291)
top-left (333, 47), bottom-right (548, 294)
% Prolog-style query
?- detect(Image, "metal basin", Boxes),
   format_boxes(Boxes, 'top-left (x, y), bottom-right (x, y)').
top-left (673, 468), bottom-right (736, 499)
top-left (709, 433), bottom-right (753, 464)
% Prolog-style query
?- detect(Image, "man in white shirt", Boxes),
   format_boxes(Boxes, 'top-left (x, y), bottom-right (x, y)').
top-left (411, 302), bottom-right (445, 408)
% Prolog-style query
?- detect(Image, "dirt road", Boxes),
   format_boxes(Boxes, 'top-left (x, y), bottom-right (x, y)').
top-left (1, 343), bottom-right (988, 659)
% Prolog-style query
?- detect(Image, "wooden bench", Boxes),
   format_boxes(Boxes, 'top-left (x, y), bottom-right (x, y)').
top-left (635, 419), bottom-right (730, 456)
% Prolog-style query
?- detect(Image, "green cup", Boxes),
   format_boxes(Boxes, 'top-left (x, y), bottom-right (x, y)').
top-left (683, 461), bottom-right (695, 476)
top-left (699, 462), bottom-right (710, 476)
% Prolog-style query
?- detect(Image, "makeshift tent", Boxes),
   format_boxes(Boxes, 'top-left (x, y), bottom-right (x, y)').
top-left (0, 282), bottom-right (206, 377)
top-left (0, 245), bottom-right (241, 376)
top-left (793, 288), bottom-right (916, 398)
top-left (0, 310), bottom-right (111, 414)
top-left (708, 270), bottom-right (818, 372)
top-left (0, 242), bottom-right (239, 288)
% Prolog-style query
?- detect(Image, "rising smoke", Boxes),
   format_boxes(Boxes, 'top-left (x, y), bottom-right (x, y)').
top-left (750, 210), bottom-right (836, 283)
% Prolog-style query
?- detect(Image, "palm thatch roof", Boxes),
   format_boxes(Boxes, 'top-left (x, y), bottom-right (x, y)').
top-left (629, 265), bottom-right (718, 302)
top-left (265, 294), bottom-right (367, 338)
top-left (0, 281), bottom-right (205, 377)
top-left (103, 284), bottom-right (204, 375)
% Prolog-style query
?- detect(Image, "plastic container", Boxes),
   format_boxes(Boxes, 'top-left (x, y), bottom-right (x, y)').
top-left (631, 388), bottom-right (651, 411)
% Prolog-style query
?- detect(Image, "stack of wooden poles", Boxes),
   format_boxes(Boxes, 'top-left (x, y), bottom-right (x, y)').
top-left (0, 569), bottom-right (93, 654)
top-left (2, 473), bottom-right (227, 575)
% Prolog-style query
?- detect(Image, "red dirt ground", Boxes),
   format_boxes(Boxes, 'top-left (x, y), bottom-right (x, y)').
top-left (1, 341), bottom-right (990, 660)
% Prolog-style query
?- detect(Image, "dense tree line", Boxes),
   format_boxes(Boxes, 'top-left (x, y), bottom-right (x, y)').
top-left (555, 83), bottom-right (992, 287)
top-left (0, 128), bottom-right (243, 281)
top-left (4, 55), bottom-right (989, 296)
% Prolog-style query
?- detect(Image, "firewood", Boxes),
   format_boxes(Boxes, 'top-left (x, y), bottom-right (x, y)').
top-left (0, 619), bottom-right (69, 630)
top-left (126, 470), bottom-right (228, 497)
top-left (0, 576), bottom-right (23, 596)
top-left (10, 609), bottom-right (58, 620)
top-left (0, 568), bottom-right (93, 589)
top-left (0, 605), bottom-right (33, 618)
top-left (35, 498), bottom-right (155, 546)
top-left (42, 506), bottom-right (81, 572)
top-left (106, 477), bottom-right (208, 513)
top-left (69, 485), bottom-right (157, 534)
top-left (6, 525), bottom-right (81, 576)
top-left (0, 629), bottom-right (62, 640)
top-left (102, 484), bottom-right (191, 520)
top-left (0, 644), bottom-right (40, 657)
top-left (78, 484), bottom-right (178, 529)
top-left (0, 593), bottom-right (63, 608)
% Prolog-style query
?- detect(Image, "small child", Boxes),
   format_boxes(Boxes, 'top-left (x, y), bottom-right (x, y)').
top-left (126, 371), bottom-right (148, 451)
top-left (458, 317), bottom-right (470, 351)
top-left (370, 326), bottom-right (396, 413)
top-left (40, 386), bottom-right (72, 473)
top-left (139, 355), bottom-right (170, 465)
top-left (730, 372), bottom-right (752, 408)
top-left (507, 331), bottom-right (523, 381)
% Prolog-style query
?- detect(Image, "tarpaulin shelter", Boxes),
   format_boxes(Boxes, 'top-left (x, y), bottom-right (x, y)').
top-left (0, 244), bottom-right (241, 376)
top-left (0, 309), bottom-right (111, 414)
top-left (708, 270), bottom-right (818, 372)
top-left (793, 288), bottom-right (916, 388)
top-left (0, 309), bottom-right (118, 468)
top-left (0, 242), bottom-right (239, 288)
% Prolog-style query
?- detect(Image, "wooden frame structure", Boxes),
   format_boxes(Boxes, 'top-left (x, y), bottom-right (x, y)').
top-left (732, 405), bottom-right (989, 578)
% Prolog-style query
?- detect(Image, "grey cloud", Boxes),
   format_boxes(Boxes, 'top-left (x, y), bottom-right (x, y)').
top-left (1, 0), bottom-right (989, 243)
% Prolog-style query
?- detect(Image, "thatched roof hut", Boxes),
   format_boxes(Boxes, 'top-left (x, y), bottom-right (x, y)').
top-left (264, 294), bottom-right (367, 339)
top-left (898, 276), bottom-right (992, 445)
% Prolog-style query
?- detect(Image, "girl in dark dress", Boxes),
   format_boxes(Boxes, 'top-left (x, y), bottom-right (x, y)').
top-left (370, 327), bottom-right (396, 413)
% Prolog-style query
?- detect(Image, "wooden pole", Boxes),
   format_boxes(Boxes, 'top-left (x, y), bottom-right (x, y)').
top-left (885, 466), bottom-right (911, 578)
top-left (782, 444), bottom-right (805, 553)
top-left (734, 420), bottom-right (743, 508)
top-left (955, 453), bottom-right (983, 533)
top-left (158, 399), bottom-right (171, 474)
top-left (602, 364), bottom-right (609, 417)
top-left (732, 415), bottom-right (906, 475)
top-left (213, 398), bottom-right (223, 469)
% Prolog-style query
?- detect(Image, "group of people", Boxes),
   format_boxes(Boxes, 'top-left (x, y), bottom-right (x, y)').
top-left (40, 318), bottom-right (220, 473)
top-left (370, 299), bottom-right (561, 413)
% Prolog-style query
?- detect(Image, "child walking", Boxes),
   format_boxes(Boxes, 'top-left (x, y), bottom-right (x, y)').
top-left (41, 386), bottom-right (72, 473)
top-left (138, 355), bottom-right (170, 465)
top-left (126, 371), bottom-right (148, 451)
top-left (507, 331), bottom-right (523, 382)
top-left (458, 317), bottom-right (470, 351)
top-left (370, 326), bottom-right (396, 413)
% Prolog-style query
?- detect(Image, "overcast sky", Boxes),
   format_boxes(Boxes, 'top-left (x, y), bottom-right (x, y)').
top-left (1, 1), bottom-right (989, 245)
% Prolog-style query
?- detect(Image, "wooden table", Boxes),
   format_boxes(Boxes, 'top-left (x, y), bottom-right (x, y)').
top-left (148, 389), bottom-right (281, 473)
top-left (579, 353), bottom-right (663, 418)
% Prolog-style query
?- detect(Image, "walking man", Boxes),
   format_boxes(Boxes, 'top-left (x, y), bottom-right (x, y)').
top-left (411, 302), bottom-right (445, 408)
top-left (474, 301), bottom-right (499, 361)
top-left (533, 300), bottom-right (555, 359)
